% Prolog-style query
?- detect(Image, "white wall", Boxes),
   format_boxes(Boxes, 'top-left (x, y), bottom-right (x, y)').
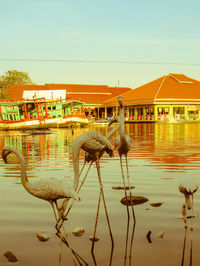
top-left (23, 90), bottom-right (66, 100)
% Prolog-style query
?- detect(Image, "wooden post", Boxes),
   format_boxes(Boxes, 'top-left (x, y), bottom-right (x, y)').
top-left (71, 101), bottom-right (73, 114)
top-left (23, 104), bottom-right (29, 119)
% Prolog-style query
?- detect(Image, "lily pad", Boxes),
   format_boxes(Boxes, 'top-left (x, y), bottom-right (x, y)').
top-left (112, 186), bottom-right (135, 190)
top-left (120, 196), bottom-right (149, 206)
top-left (150, 202), bottom-right (164, 207)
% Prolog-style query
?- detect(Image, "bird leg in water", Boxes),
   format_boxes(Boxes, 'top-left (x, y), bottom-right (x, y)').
top-left (181, 204), bottom-right (188, 266)
top-left (125, 154), bottom-right (136, 263)
top-left (119, 156), bottom-right (130, 263)
top-left (54, 201), bottom-right (77, 266)
top-left (91, 189), bottom-right (101, 265)
top-left (49, 201), bottom-right (64, 266)
top-left (95, 160), bottom-right (114, 246)
top-left (55, 160), bottom-right (92, 232)
top-left (189, 193), bottom-right (194, 266)
top-left (63, 161), bottom-right (93, 221)
top-left (50, 201), bottom-right (77, 266)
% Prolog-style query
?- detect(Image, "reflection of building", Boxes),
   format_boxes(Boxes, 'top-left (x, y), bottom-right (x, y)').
top-left (125, 122), bottom-right (200, 172)
top-left (102, 73), bottom-right (200, 122)
top-left (4, 84), bottom-right (131, 120)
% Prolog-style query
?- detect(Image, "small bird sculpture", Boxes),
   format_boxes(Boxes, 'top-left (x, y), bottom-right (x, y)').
top-left (179, 178), bottom-right (198, 210)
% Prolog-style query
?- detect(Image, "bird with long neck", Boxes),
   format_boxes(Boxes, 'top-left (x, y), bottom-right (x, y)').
top-left (72, 127), bottom-right (121, 191)
top-left (109, 96), bottom-right (136, 262)
top-left (109, 96), bottom-right (132, 193)
top-left (65, 127), bottom-right (121, 255)
top-left (1, 146), bottom-right (81, 265)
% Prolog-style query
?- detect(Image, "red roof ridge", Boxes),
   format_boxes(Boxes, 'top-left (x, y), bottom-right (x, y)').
top-left (153, 75), bottom-right (167, 100)
top-left (169, 73), bottom-right (194, 84)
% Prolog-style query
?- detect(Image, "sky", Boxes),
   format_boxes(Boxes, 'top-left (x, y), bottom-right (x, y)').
top-left (0, 0), bottom-right (200, 89)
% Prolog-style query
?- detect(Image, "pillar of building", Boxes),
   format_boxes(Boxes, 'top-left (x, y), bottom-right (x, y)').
top-left (184, 106), bottom-right (188, 120)
top-left (134, 107), bottom-right (138, 120)
top-left (168, 105), bottom-right (173, 119)
top-left (126, 107), bottom-right (129, 121)
top-left (143, 106), bottom-right (146, 120)
top-left (154, 106), bottom-right (158, 121)
top-left (104, 107), bottom-right (107, 119)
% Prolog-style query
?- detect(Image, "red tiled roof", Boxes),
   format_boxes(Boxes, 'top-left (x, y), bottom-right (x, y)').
top-left (4, 84), bottom-right (131, 105)
top-left (102, 73), bottom-right (200, 106)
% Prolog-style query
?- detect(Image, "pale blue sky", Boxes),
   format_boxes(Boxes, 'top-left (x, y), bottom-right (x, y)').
top-left (0, 0), bottom-right (200, 88)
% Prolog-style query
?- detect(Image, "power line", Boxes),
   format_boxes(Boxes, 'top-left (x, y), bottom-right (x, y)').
top-left (0, 57), bottom-right (199, 66)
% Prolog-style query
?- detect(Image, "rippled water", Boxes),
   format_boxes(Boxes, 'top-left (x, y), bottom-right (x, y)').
top-left (1, 123), bottom-right (200, 266)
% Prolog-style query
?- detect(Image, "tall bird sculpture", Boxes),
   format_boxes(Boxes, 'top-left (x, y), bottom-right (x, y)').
top-left (109, 96), bottom-right (132, 196)
top-left (2, 146), bottom-right (81, 265)
top-left (109, 96), bottom-right (136, 263)
top-left (65, 127), bottom-right (122, 256)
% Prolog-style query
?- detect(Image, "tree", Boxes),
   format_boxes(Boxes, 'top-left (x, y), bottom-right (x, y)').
top-left (0, 70), bottom-right (35, 99)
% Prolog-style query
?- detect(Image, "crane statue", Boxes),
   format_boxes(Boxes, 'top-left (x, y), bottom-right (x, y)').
top-left (109, 96), bottom-right (136, 263)
top-left (1, 146), bottom-right (81, 265)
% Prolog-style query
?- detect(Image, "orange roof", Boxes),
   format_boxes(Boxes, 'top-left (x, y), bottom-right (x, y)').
top-left (4, 83), bottom-right (131, 105)
top-left (102, 73), bottom-right (200, 106)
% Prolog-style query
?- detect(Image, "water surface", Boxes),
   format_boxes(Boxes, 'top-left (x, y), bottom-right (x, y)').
top-left (0, 123), bottom-right (200, 266)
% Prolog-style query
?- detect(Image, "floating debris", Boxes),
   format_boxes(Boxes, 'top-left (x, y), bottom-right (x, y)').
top-left (72, 227), bottom-right (85, 237)
top-left (120, 196), bottom-right (149, 206)
top-left (88, 236), bottom-right (101, 242)
top-left (36, 232), bottom-right (49, 242)
top-left (112, 186), bottom-right (135, 190)
top-left (4, 251), bottom-right (18, 263)
top-left (150, 202), bottom-right (164, 207)
top-left (157, 231), bottom-right (164, 239)
top-left (146, 230), bottom-right (152, 243)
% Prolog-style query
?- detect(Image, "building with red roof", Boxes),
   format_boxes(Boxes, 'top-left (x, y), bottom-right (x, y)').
top-left (102, 73), bottom-right (200, 122)
top-left (4, 83), bottom-right (131, 119)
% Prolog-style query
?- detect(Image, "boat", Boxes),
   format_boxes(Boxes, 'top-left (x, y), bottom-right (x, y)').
top-left (0, 98), bottom-right (89, 130)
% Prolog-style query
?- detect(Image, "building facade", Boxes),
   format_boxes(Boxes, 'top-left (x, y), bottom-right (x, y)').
top-left (102, 73), bottom-right (200, 122)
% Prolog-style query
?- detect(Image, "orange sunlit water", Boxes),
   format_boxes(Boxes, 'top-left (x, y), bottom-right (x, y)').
top-left (0, 123), bottom-right (200, 266)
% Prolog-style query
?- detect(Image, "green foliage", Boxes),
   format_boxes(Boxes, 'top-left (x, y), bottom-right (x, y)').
top-left (0, 70), bottom-right (34, 98)
top-left (0, 90), bottom-right (10, 99)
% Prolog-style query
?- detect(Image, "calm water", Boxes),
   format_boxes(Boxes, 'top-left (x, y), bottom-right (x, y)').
top-left (1, 123), bottom-right (200, 266)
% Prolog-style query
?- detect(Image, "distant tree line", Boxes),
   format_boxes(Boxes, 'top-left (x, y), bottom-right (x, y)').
top-left (0, 70), bottom-right (34, 99)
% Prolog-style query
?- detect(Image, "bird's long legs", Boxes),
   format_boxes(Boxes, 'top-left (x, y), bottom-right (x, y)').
top-left (50, 201), bottom-right (78, 265)
top-left (125, 154), bottom-right (136, 265)
top-left (54, 201), bottom-right (77, 266)
top-left (96, 159), bottom-right (114, 243)
top-left (91, 189), bottom-right (102, 265)
top-left (63, 161), bottom-right (93, 220)
top-left (190, 194), bottom-right (194, 266)
top-left (50, 201), bottom-right (64, 266)
top-left (120, 156), bottom-right (130, 264)
top-left (95, 159), bottom-right (114, 266)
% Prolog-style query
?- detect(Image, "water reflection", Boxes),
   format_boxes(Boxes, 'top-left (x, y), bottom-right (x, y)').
top-left (126, 123), bottom-right (200, 172)
top-left (1, 123), bottom-right (200, 265)
top-left (1, 123), bottom-right (200, 173)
